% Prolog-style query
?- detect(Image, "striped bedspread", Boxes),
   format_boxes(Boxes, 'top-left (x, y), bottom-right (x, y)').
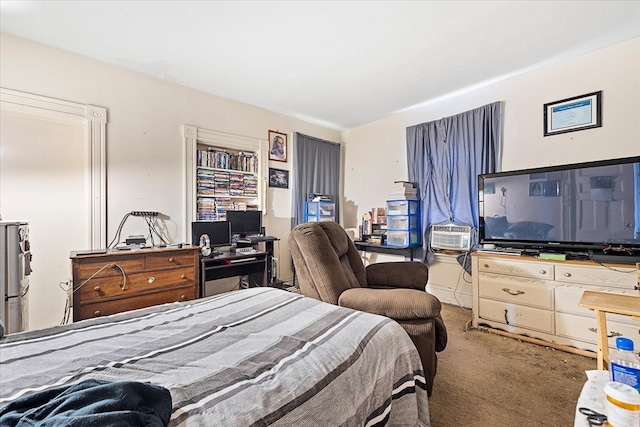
top-left (0, 288), bottom-right (430, 426)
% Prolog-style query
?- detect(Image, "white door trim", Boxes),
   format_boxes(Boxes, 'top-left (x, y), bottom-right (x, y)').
top-left (0, 87), bottom-right (107, 248)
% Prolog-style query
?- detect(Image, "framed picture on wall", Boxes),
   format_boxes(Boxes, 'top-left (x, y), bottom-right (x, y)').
top-left (268, 130), bottom-right (288, 162)
top-left (269, 168), bottom-right (289, 189)
top-left (543, 91), bottom-right (602, 136)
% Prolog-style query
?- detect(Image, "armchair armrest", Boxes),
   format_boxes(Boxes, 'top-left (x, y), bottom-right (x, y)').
top-left (366, 262), bottom-right (428, 290)
top-left (338, 287), bottom-right (441, 320)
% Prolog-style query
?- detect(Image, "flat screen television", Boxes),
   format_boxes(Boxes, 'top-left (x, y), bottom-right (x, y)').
top-left (191, 221), bottom-right (231, 248)
top-left (478, 156), bottom-right (640, 257)
top-left (226, 210), bottom-right (262, 238)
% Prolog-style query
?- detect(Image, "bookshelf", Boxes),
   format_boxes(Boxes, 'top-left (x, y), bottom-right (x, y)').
top-left (183, 125), bottom-right (268, 232)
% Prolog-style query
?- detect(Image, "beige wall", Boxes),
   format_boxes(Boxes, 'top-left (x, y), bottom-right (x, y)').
top-left (0, 33), bottom-right (340, 328)
top-left (342, 37), bottom-right (640, 227)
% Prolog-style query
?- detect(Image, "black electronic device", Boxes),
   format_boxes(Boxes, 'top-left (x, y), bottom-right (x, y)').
top-left (226, 210), bottom-right (263, 238)
top-left (191, 221), bottom-right (231, 254)
top-left (478, 156), bottom-right (640, 258)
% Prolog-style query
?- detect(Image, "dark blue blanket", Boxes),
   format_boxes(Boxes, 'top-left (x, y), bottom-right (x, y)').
top-left (0, 379), bottom-right (172, 426)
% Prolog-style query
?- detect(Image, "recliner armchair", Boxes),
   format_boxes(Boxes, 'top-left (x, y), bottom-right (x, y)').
top-left (289, 221), bottom-right (447, 396)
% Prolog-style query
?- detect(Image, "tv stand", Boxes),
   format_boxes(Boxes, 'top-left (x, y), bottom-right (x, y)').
top-left (471, 252), bottom-right (639, 357)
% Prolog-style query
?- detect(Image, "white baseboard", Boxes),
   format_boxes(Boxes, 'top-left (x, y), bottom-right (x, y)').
top-left (427, 283), bottom-right (472, 309)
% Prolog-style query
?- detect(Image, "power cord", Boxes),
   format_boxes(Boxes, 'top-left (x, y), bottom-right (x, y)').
top-left (107, 211), bottom-right (169, 248)
top-left (59, 263), bottom-right (127, 324)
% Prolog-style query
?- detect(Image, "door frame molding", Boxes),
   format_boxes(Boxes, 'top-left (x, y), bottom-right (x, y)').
top-left (0, 87), bottom-right (107, 248)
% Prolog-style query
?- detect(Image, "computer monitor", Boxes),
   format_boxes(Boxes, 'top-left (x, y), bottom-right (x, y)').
top-left (226, 210), bottom-right (262, 238)
top-left (191, 221), bottom-right (231, 248)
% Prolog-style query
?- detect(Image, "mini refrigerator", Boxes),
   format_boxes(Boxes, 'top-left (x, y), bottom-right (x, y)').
top-left (0, 221), bottom-right (31, 334)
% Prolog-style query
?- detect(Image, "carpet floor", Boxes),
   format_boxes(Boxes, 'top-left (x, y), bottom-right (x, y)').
top-left (428, 303), bottom-right (595, 426)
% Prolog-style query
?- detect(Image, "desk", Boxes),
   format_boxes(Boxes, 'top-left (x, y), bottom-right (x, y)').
top-left (353, 241), bottom-right (418, 261)
top-left (578, 291), bottom-right (640, 370)
top-left (248, 236), bottom-right (280, 286)
top-left (199, 251), bottom-right (267, 298)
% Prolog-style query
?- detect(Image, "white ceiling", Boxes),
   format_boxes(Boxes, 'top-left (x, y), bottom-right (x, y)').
top-left (1, 1), bottom-right (639, 130)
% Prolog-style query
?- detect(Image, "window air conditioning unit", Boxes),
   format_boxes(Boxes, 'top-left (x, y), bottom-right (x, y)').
top-left (430, 224), bottom-right (472, 250)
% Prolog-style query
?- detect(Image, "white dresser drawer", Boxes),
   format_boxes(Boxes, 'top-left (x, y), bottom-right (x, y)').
top-left (555, 264), bottom-right (636, 289)
top-left (555, 284), bottom-right (639, 323)
top-left (555, 311), bottom-right (640, 350)
top-left (479, 272), bottom-right (554, 310)
top-left (479, 298), bottom-right (554, 334)
top-left (478, 258), bottom-right (554, 280)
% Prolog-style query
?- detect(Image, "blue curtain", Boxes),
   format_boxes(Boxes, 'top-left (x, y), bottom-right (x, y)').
top-left (406, 101), bottom-right (502, 263)
top-left (291, 133), bottom-right (341, 227)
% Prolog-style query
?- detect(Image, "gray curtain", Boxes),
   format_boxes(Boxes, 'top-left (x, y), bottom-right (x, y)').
top-left (291, 133), bottom-right (341, 227)
top-left (406, 101), bottom-right (502, 263)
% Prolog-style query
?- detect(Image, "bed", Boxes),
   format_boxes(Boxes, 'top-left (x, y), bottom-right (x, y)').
top-left (0, 287), bottom-right (430, 426)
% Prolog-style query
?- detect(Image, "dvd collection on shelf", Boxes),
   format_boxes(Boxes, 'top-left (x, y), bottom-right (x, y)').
top-left (197, 148), bottom-right (258, 173)
top-left (196, 147), bottom-right (259, 221)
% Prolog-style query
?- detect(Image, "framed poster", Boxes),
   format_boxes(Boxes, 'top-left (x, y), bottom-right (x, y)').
top-left (268, 130), bottom-right (287, 162)
top-left (543, 91), bottom-right (602, 136)
top-left (269, 168), bottom-right (289, 189)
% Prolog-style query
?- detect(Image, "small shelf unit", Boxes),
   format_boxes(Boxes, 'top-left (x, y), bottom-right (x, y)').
top-left (385, 199), bottom-right (421, 247)
top-left (184, 125), bottom-right (268, 231)
top-left (304, 201), bottom-right (335, 222)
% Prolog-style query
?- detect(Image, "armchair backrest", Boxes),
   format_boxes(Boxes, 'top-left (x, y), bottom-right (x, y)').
top-left (289, 222), bottom-right (367, 305)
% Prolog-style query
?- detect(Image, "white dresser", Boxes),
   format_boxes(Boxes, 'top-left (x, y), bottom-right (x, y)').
top-left (471, 253), bottom-right (639, 354)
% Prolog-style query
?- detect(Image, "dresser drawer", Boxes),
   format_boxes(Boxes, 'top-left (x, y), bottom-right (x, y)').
top-left (75, 258), bottom-right (145, 280)
top-left (479, 298), bottom-right (554, 334)
top-left (145, 251), bottom-right (196, 269)
top-left (78, 267), bottom-right (195, 302)
top-left (555, 264), bottom-right (636, 289)
top-left (555, 284), bottom-right (638, 323)
top-left (77, 285), bottom-right (197, 319)
top-left (478, 272), bottom-right (554, 310)
top-left (478, 258), bottom-right (554, 280)
top-left (555, 311), bottom-right (640, 350)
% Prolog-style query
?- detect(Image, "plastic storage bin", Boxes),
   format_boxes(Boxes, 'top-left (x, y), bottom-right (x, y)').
top-left (387, 214), bottom-right (419, 230)
top-left (305, 201), bottom-right (335, 222)
top-left (386, 230), bottom-right (420, 247)
top-left (386, 199), bottom-right (419, 216)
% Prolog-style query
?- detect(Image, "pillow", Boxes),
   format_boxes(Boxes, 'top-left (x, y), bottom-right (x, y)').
top-left (505, 221), bottom-right (554, 240)
top-left (484, 216), bottom-right (510, 237)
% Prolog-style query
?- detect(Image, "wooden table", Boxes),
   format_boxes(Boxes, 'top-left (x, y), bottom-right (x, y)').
top-left (578, 291), bottom-right (640, 370)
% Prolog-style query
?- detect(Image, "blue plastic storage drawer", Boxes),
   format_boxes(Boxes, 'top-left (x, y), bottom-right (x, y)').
top-left (386, 230), bottom-right (421, 247)
top-left (386, 214), bottom-right (419, 231)
top-left (386, 199), bottom-right (419, 216)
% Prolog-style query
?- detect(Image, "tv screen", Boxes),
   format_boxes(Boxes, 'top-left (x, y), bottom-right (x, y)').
top-left (478, 156), bottom-right (640, 252)
top-left (226, 210), bottom-right (262, 237)
top-left (191, 221), bottom-right (231, 248)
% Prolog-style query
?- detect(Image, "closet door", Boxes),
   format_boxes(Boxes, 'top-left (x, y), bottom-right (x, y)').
top-left (1, 112), bottom-right (85, 330)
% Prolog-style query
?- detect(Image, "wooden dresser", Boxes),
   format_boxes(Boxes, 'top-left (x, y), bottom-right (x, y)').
top-left (70, 246), bottom-right (199, 321)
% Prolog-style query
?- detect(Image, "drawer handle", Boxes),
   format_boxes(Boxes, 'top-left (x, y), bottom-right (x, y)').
top-left (180, 294), bottom-right (186, 301)
top-left (539, 270), bottom-right (547, 275)
top-left (94, 310), bottom-right (101, 317)
top-left (588, 327), bottom-right (623, 338)
top-left (168, 258), bottom-right (174, 262)
top-left (502, 287), bottom-right (525, 296)
top-left (148, 276), bottom-right (156, 284)
top-left (564, 272), bottom-right (572, 277)
top-left (93, 286), bottom-right (101, 292)
top-left (181, 274), bottom-right (186, 279)
top-left (484, 264), bottom-right (490, 268)
top-left (504, 309), bottom-right (510, 325)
